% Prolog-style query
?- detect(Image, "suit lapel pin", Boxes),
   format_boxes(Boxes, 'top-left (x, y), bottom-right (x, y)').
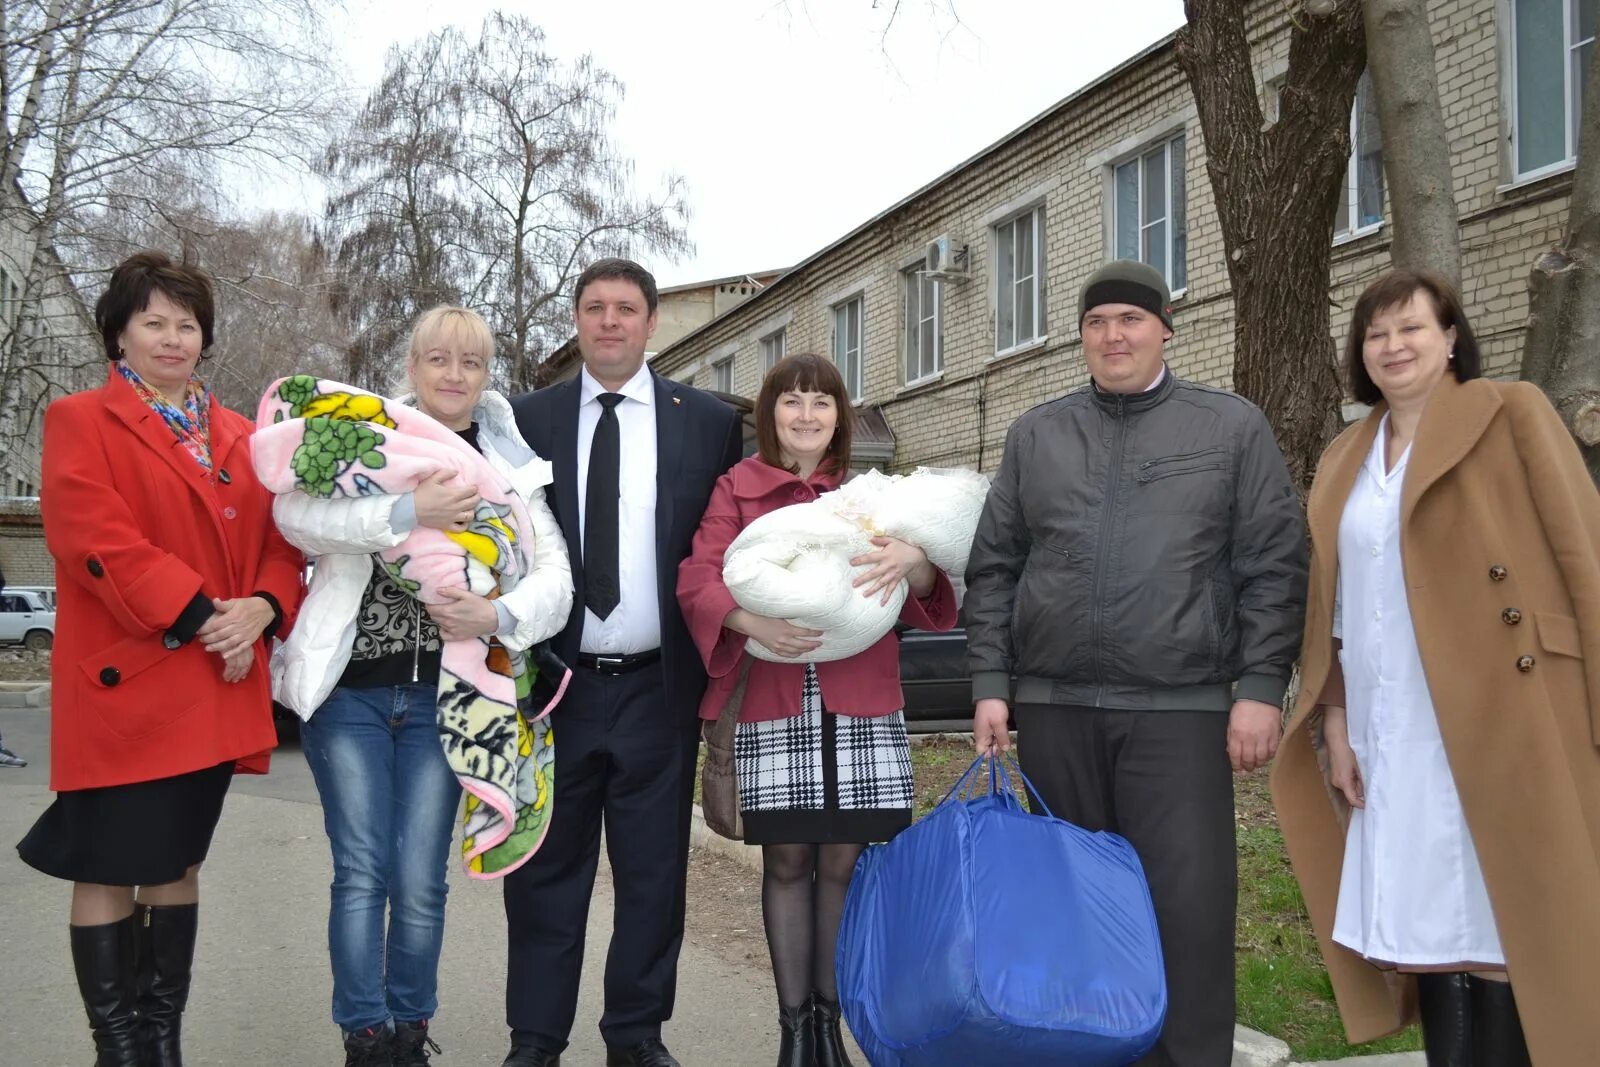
top-left (672, 396), bottom-right (681, 405)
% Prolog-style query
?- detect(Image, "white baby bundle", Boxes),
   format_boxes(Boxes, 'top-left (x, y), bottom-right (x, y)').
top-left (722, 467), bottom-right (990, 662)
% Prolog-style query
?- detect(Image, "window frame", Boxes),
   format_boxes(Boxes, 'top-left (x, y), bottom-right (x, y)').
top-left (830, 294), bottom-right (865, 401)
top-left (902, 265), bottom-right (943, 386)
top-left (1334, 70), bottom-right (1385, 241)
top-left (759, 327), bottom-right (787, 373)
top-left (993, 205), bottom-right (1046, 356)
top-left (1508, 0), bottom-right (1598, 181)
top-left (711, 355), bottom-right (733, 394)
top-left (1109, 132), bottom-right (1188, 294)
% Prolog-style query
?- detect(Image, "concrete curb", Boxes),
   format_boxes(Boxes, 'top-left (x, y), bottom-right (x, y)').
top-left (0, 682), bottom-right (48, 708)
top-left (687, 805), bottom-right (1422, 1067)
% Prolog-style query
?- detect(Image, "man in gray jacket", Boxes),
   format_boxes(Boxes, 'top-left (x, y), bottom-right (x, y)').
top-left (965, 260), bottom-right (1307, 1067)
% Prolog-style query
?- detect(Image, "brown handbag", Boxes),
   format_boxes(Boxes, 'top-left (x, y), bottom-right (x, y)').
top-left (700, 656), bottom-right (754, 841)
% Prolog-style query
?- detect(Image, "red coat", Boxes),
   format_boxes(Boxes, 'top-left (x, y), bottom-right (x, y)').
top-left (677, 455), bottom-right (957, 723)
top-left (40, 368), bottom-right (305, 791)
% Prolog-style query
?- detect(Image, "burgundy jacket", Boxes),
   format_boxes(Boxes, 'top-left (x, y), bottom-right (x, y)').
top-left (677, 455), bottom-right (956, 723)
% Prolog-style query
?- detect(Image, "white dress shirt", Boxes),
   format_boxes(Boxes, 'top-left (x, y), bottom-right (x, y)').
top-left (576, 363), bottom-right (661, 654)
top-left (1330, 415), bottom-right (1504, 966)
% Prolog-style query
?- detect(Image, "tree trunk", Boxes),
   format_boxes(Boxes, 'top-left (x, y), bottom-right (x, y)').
top-left (1176, 0), bottom-right (1366, 493)
top-left (1363, 0), bottom-right (1461, 285)
top-left (1521, 38), bottom-right (1600, 481)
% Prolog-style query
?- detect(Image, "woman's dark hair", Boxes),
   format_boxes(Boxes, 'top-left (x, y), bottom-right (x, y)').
top-left (1344, 269), bottom-right (1481, 405)
top-left (755, 352), bottom-right (855, 475)
top-left (96, 251), bottom-right (216, 362)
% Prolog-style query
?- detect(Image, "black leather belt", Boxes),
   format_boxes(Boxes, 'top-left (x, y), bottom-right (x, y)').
top-left (577, 649), bottom-right (662, 675)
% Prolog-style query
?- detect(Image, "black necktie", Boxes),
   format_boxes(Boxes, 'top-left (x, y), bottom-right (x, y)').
top-left (585, 392), bottom-right (624, 620)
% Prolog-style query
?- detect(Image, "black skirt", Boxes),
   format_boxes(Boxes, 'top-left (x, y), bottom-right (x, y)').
top-left (16, 761), bottom-right (235, 886)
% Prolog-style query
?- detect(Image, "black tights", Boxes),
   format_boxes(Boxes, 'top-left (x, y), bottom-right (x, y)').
top-left (761, 842), bottom-right (865, 1010)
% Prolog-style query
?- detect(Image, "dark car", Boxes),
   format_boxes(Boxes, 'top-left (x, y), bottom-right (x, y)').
top-left (899, 625), bottom-right (976, 732)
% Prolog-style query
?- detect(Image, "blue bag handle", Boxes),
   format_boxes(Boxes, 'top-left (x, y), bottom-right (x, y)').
top-left (938, 752), bottom-right (1059, 821)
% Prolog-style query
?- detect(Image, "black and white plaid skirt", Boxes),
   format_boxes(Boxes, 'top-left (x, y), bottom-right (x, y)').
top-left (735, 664), bottom-right (913, 845)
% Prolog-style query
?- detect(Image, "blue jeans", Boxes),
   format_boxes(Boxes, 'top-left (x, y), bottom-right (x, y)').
top-left (301, 683), bottom-right (461, 1033)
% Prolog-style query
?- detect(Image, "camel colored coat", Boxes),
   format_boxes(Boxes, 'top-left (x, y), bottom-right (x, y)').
top-left (1270, 376), bottom-right (1600, 1065)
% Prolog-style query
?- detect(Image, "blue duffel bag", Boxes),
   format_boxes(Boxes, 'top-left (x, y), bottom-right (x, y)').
top-left (836, 755), bottom-right (1165, 1067)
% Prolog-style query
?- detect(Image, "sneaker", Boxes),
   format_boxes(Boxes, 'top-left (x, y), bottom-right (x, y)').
top-left (393, 1019), bottom-right (442, 1064)
top-left (343, 1026), bottom-right (391, 1067)
top-left (0, 746), bottom-right (25, 768)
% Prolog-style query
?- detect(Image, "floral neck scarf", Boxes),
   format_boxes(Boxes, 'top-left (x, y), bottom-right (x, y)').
top-left (116, 361), bottom-right (213, 472)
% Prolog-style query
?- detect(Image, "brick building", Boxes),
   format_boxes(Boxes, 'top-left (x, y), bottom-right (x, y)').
top-left (648, 0), bottom-right (1583, 473)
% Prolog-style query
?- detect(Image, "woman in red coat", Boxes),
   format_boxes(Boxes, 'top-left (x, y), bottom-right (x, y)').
top-left (15, 252), bottom-right (304, 1067)
top-left (678, 353), bottom-right (957, 1067)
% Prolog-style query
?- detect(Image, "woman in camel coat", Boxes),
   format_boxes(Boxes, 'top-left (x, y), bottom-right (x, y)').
top-left (1271, 270), bottom-right (1600, 1067)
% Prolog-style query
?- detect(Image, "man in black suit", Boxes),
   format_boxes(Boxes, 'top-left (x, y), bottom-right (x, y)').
top-left (504, 258), bottom-right (742, 1067)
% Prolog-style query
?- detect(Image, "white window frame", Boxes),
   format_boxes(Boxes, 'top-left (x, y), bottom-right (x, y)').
top-left (902, 265), bottom-right (942, 386)
top-left (1508, 0), bottom-right (1597, 181)
top-left (1335, 70), bottom-right (1385, 240)
top-left (1110, 133), bottom-right (1187, 294)
top-left (993, 206), bottom-right (1046, 356)
top-left (830, 294), bottom-right (865, 401)
top-left (759, 327), bottom-right (786, 372)
top-left (712, 355), bottom-right (733, 393)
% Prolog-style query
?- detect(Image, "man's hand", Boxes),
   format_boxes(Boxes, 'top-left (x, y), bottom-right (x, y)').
top-left (198, 596), bottom-right (276, 658)
top-left (430, 586), bottom-right (500, 642)
top-left (1227, 698), bottom-right (1282, 773)
top-left (973, 697), bottom-right (1012, 755)
top-left (414, 470), bottom-right (481, 531)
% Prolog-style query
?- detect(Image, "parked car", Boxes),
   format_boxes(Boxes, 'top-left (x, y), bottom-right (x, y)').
top-left (6, 585), bottom-right (56, 610)
top-left (0, 588), bottom-right (56, 650)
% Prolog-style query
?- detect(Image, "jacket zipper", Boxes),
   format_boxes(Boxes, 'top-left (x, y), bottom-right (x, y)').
top-left (1090, 395), bottom-right (1127, 700)
top-left (411, 600), bottom-right (421, 683)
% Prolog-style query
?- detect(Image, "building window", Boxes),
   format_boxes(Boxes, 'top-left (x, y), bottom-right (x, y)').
top-left (994, 207), bottom-right (1045, 353)
top-left (712, 356), bottom-right (733, 393)
top-left (1337, 71), bottom-right (1385, 236)
top-left (1112, 133), bottom-right (1187, 291)
top-left (831, 296), bottom-right (864, 400)
top-left (903, 267), bottom-right (942, 384)
top-left (760, 327), bottom-right (786, 372)
top-left (1512, 0), bottom-right (1598, 178)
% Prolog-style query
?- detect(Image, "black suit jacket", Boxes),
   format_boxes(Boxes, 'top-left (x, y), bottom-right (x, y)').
top-left (511, 370), bottom-right (742, 716)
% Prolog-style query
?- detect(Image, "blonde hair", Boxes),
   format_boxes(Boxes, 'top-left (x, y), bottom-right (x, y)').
top-left (407, 306), bottom-right (495, 371)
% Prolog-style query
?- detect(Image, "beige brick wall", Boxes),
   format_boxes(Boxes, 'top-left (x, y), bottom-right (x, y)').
top-left (0, 523), bottom-right (53, 585)
top-left (653, 0), bottom-right (1571, 475)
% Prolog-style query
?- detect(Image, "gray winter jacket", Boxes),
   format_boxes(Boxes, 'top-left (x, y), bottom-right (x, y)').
top-left (964, 370), bottom-right (1307, 711)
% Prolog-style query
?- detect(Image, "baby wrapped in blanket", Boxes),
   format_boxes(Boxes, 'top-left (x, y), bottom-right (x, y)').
top-left (254, 375), bottom-right (568, 878)
top-left (723, 467), bottom-right (990, 662)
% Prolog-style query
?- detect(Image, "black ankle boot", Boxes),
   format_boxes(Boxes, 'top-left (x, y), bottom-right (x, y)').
top-left (343, 1026), bottom-right (391, 1067)
top-left (69, 916), bottom-right (143, 1067)
top-left (137, 903), bottom-right (198, 1067)
top-left (1470, 977), bottom-right (1532, 1067)
top-left (1417, 972), bottom-right (1473, 1067)
top-left (811, 993), bottom-right (854, 1067)
top-left (393, 1019), bottom-right (443, 1065)
top-left (776, 997), bottom-right (816, 1067)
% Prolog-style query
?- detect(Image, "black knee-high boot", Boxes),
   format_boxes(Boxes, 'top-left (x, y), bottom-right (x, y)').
top-left (811, 993), bottom-right (854, 1067)
top-left (1470, 977), bottom-right (1532, 1067)
top-left (1416, 972), bottom-right (1473, 1067)
top-left (777, 996), bottom-right (816, 1067)
top-left (137, 903), bottom-right (198, 1067)
top-left (70, 916), bottom-right (143, 1067)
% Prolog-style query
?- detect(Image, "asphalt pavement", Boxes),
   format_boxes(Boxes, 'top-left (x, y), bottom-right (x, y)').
top-left (0, 704), bottom-right (825, 1066)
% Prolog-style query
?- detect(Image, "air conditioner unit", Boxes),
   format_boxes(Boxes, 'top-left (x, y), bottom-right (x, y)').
top-left (924, 234), bottom-right (970, 279)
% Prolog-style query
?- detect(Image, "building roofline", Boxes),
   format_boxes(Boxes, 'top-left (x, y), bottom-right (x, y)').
top-left (657, 268), bottom-right (789, 295)
top-left (652, 29), bottom-right (1180, 363)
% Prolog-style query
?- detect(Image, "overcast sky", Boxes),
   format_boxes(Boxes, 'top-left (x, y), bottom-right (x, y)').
top-left (317, 0), bottom-right (1187, 289)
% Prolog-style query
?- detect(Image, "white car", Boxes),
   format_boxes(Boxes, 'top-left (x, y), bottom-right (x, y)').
top-left (0, 588), bottom-right (55, 650)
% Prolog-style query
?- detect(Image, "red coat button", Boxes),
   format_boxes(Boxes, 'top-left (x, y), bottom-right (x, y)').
top-left (223, 506), bottom-right (238, 519)
top-left (792, 487), bottom-right (811, 502)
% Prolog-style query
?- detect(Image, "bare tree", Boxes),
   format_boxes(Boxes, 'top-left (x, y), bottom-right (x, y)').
top-left (1361, 0), bottom-right (1461, 285)
top-left (0, 0), bottom-right (336, 444)
top-left (321, 15), bottom-right (693, 394)
top-left (1175, 0), bottom-right (1367, 491)
top-left (462, 12), bottom-right (691, 390)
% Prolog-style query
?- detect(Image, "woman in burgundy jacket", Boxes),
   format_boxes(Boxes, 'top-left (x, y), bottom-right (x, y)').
top-left (678, 353), bottom-right (956, 1067)
top-left (15, 253), bottom-right (304, 1067)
